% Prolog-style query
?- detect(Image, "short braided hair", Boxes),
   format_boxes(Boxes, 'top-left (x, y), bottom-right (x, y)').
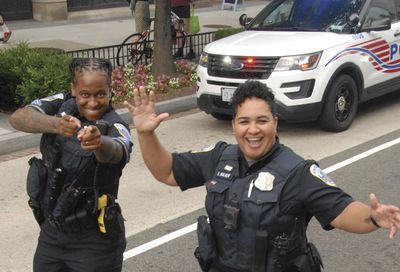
top-left (69, 58), bottom-right (113, 85)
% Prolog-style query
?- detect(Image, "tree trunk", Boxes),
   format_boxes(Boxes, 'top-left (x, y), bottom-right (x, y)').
top-left (152, 0), bottom-right (175, 77)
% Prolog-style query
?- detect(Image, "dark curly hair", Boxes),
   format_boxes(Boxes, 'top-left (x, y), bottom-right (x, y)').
top-left (69, 58), bottom-right (113, 85)
top-left (231, 80), bottom-right (276, 117)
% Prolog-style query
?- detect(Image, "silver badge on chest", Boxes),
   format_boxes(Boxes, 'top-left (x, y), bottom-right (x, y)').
top-left (254, 172), bottom-right (275, 191)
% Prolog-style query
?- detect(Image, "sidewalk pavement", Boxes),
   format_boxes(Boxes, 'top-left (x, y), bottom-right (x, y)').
top-left (0, 1), bottom-right (268, 155)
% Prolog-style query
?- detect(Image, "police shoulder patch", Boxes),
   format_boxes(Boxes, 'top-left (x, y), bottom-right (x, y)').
top-left (31, 99), bottom-right (42, 107)
top-left (113, 123), bottom-right (131, 141)
top-left (309, 164), bottom-right (337, 187)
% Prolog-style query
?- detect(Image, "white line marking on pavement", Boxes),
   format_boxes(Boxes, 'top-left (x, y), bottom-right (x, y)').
top-left (123, 223), bottom-right (197, 260)
top-left (123, 137), bottom-right (400, 261)
top-left (323, 137), bottom-right (400, 174)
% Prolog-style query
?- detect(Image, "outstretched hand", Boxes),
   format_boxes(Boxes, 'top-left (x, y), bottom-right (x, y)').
top-left (77, 125), bottom-right (102, 151)
top-left (370, 193), bottom-right (400, 239)
top-left (123, 86), bottom-right (170, 133)
top-left (57, 113), bottom-right (81, 138)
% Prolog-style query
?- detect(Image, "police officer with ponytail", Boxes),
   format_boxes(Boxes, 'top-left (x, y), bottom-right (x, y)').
top-left (124, 80), bottom-right (400, 272)
top-left (9, 58), bottom-right (132, 272)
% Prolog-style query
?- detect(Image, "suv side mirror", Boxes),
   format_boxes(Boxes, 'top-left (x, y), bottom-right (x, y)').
top-left (347, 13), bottom-right (360, 27)
top-left (239, 14), bottom-right (252, 27)
top-left (362, 17), bottom-right (391, 32)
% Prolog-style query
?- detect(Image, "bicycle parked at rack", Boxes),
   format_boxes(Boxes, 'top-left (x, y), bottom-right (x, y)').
top-left (116, 11), bottom-right (187, 66)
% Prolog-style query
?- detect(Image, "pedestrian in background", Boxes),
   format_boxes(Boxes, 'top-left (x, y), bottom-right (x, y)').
top-left (9, 58), bottom-right (133, 272)
top-left (129, 0), bottom-right (150, 40)
top-left (124, 80), bottom-right (400, 272)
top-left (171, 0), bottom-right (195, 59)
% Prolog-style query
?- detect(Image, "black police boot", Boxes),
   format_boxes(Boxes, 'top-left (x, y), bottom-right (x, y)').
top-left (185, 49), bottom-right (196, 60)
top-left (173, 48), bottom-right (184, 59)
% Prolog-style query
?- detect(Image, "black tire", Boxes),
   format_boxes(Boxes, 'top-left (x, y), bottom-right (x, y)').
top-left (116, 33), bottom-right (146, 66)
top-left (318, 74), bottom-right (358, 132)
top-left (211, 113), bottom-right (232, 121)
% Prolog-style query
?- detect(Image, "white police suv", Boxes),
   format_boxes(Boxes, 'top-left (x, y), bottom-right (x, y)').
top-left (196, 0), bottom-right (400, 131)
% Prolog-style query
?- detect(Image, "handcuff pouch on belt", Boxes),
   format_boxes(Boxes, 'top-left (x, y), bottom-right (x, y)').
top-left (194, 215), bottom-right (217, 272)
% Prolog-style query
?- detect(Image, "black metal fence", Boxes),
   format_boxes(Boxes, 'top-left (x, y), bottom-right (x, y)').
top-left (66, 31), bottom-right (216, 68)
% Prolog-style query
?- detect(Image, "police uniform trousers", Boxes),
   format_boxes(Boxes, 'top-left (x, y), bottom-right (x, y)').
top-left (33, 218), bottom-right (126, 272)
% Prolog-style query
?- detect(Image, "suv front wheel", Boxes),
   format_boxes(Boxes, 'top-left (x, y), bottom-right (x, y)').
top-left (319, 74), bottom-right (358, 132)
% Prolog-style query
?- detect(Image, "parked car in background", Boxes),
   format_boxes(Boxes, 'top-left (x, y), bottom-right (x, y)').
top-left (197, 0), bottom-right (400, 132)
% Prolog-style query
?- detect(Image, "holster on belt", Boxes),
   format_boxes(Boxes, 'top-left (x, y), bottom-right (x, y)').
top-left (305, 242), bottom-right (323, 272)
top-left (26, 157), bottom-right (48, 225)
top-left (97, 194), bottom-right (123, 238)
top-left (194, 215), bottom-right (217, 272)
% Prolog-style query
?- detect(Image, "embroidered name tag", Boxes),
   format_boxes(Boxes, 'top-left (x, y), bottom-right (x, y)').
top-left (216, 171), bottom-right (232, 179)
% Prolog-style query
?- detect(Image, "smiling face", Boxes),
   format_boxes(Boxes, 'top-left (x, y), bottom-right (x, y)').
top-left (71, 71), bottom-right (111, 121)
top-left (232, 97), bottom-right (278, 161)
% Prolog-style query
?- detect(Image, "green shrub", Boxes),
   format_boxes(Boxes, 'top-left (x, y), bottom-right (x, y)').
top-left (0, 43), bottom-right (72, 106)
top-left (214, 27), bottom-right (245, 40)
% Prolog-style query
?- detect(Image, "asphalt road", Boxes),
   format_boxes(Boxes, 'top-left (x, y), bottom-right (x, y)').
top-left (1, 91), bottom-right (400, 271)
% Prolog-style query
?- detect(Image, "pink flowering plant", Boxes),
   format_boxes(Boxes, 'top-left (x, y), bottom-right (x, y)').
top-left (111, 60), bottom-right (197, 103)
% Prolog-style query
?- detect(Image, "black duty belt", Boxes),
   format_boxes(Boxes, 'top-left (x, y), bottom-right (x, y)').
top-left (46, 209), bottom-right (97, 235)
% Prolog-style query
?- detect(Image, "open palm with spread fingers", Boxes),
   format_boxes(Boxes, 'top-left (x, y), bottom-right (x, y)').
top-left (123, 86), bottom-right (170, 133)
top-left (370, 193), bottom-right (400, 239)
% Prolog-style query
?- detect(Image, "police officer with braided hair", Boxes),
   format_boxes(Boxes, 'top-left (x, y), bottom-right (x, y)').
top-left (124, 80), bottom-right (400, 272)
top-left (9, 58), bottom-right (132, 272)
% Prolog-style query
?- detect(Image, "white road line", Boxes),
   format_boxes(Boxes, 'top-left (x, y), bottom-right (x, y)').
top-left (323, 137), bottom-right (400, 174)
top-left (123, 137), bottom-right (400, 261)
top-left (123, 223), bottom-right (197, 260)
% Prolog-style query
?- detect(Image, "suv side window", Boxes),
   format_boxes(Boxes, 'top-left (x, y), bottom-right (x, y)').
top-left (364, 0), bottom-right (396, 26)
top-left (262, 0), bottom-right (295, 27)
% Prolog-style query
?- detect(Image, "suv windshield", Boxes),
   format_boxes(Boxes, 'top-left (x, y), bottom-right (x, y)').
top-left (247, 0), bottom-right (366, 33)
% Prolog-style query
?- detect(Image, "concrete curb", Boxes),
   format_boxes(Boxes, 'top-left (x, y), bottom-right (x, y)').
top-left (0, 131), bottom-right (42, 155)
top-left (0, 94), bottom-right (197, 155)
top-left (116, 94), bottom-right (197, 125)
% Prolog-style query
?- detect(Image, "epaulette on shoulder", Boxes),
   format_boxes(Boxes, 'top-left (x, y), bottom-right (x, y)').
top-left (41, 93), bottom-right (65, 102)
top-left (220, 144), bottom-right (239, 161)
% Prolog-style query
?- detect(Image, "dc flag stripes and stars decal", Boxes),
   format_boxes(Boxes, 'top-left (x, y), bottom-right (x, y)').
top-left (326, 37), bottom-right (400, 73)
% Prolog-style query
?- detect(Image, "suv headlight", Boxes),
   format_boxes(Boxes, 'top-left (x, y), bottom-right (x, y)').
top-left (199, 52), bottom-right (208, 67)
top-left (275, 52), bottom-right (321, 71)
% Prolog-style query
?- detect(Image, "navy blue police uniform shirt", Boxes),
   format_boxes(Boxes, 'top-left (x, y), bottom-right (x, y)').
top-left (172, 140), bottom-right (354, 230)
top-left (28, 93), bottom-right (133, 164)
